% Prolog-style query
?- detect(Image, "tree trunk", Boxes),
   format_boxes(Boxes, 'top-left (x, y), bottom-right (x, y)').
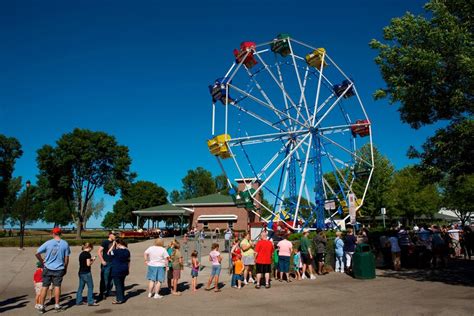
top-left (76, 216), bottom-right (83, 239)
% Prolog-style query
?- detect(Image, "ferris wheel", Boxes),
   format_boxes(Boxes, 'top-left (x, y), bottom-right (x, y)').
top-left (207, 34), bottom-right (374, 230)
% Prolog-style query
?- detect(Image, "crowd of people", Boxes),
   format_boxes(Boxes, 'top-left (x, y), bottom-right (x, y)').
top-left (378, 224), bottom-right (473, 270)
top-left (31, 222), bottom-right (473, 313)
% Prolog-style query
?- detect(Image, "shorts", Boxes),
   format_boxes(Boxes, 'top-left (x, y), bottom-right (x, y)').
top-left (34, 282), bottom-right (43, 295)
top-left (315, 253), bottom-right (325, 263)
top-left (211, 265), bottom-right (221, 276)
top-left (146, 266), bottom-right (165, 282)
top-left (42, 268), bottom-right (65, 288)
top-left (242, 256), bottom-right (255, 266)
top-left (191, 269), bottom-right (199, 278)
top-left (167, 267), bottom-right (174, 280)
top-left (172, 269), bottom-right (181, 279)
top-left (278, 256), bottom-right (290, 273)
top-left (256, 264), bottom-right (271, 274)
top-left (301, 253), bottom-right (312, 265)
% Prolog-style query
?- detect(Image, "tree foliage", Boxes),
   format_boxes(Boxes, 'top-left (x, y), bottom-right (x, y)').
top-left (390, 166), bottom-right (441, 224)
top-left (353, 145), bottom-right (395, 221)
top-left (102, 181), bottom-right (168, 229)
top-left (180, 167), bottom-right (216, 200)
top-left (0, 135), bottom-right (23, 226)
top-left (37, 128), bottom-right (135, 238)
top-left (370, 0), bottom-right (473, 128)
top-left (10, 183), bottom-right (43, 227)
top-left (443, 174), bottom-right (474, 225)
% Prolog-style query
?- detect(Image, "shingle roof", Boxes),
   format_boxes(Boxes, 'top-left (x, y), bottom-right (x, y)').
top-left (173, 193), bottom-right (235, 206)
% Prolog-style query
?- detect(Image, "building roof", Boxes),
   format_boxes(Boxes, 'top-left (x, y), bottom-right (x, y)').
top-left (173, 193), bottom-right (235, 206)
top-left (132, 203), bottom-right (192, 217)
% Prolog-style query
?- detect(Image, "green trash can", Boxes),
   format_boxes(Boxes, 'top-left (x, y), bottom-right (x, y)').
top-left (352, 243), bottom-right (375, 279)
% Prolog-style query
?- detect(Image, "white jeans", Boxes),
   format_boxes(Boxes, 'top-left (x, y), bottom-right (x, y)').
top-left (345, 252), bottom-right (354, 268)
top-left (335, 255), bottom-right (344, 272)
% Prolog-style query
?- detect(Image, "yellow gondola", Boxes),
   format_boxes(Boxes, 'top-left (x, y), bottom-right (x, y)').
top-left (305, 48), bottom-right (328, 70)
top-left (207, 134), bottom-right (232, 159)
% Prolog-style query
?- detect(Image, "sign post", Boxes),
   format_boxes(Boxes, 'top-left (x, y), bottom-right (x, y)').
top-left (381, 208), bottom-right (386, 228)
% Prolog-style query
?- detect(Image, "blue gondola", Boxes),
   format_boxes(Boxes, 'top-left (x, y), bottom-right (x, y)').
top-left (333, 79), bottom-right (355, 98)
top-left (209, 77), bottom-right (234, 104)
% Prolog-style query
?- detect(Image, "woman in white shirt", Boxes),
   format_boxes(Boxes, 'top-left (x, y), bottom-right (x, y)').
top-left (144, 239), bottom-right (169, 299)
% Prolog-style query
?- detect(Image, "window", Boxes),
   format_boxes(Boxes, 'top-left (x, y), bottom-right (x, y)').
top-left (228, 221), bottom-right (234, 229)
top-left (203, 221), bottom-right (209, 230)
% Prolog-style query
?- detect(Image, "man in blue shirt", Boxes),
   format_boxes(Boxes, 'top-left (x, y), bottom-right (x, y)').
top-left (35, 227), bottom-right (71, 314)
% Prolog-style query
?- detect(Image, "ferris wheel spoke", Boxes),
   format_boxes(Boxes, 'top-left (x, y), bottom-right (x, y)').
top-left (318, 124), bottom-right (353, 135)
top-left (228, 130), bottom-right (305, 147)
top-left (229, 84), bottom-right (306, 128)
top-left (253, 52), bottom-right (310, 126)
top-left (251, 132), bottom-right (311, 198)
top-left (293, 149), bottom-right (315, 207)
top-left (287, 40), bottom-right (312, 121)
top-left (319, 133), bottom-right (372, 168)
top-left (228, 102), bottom-right (282, 132)
top-left (274, 63), bottom-right (293, 127)
top-left (292, 133), bottom-right (313, 228)
top-left (313, 83), bottom-right (353, 128)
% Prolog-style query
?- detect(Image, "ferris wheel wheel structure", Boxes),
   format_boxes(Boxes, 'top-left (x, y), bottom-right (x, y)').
top-left (207, 34), bottom-right (374, 231)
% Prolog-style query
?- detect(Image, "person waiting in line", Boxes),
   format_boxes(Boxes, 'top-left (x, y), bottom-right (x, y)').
top-left (170, 241), bottom-right (184, 295)
top-left (313, 229), bottom-right (327, 276)
top-left (144, 238), bottom-right (169, 299)
top-left (109, 239), bottom-right (130, 304)
top-left (98, 231), bottom-right (116, 300)
top-left (76, 243), bottom-right (99, 306)
top-left (240, 232), bottom-right (256, 284)
top-left (206, 243), bottom-right (222, 292)
top-left (334, 232), bottom-right (345, 273)
top-left (254, 231), bottom-right (274, 289)
top-left (277, 234), bottom-right (292, 282)
top-left (344, 228), bottom-right (357, 273)
top-left (300, 229), bottom-right (317, 279)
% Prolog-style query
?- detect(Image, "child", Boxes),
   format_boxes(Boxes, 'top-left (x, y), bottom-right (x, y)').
top-left (231, 258), bottom-right (244, 289)
top-left (272, 247), bottom-right (279, 280)
top-left (190, 250), bottom-right (199, 292)
top-left (33, 262), bottom-right (53, 309)
top-left (170, 241), bottom-right (183, 296)
top-left (205, 243), bottom-right (222, 292)
top-left (292, 248), bottom-right (301, 280)
top-left (334, 231), bottom-right (345, 273)
top-left (166, 241), bottom-right (174, 290)
top-left (76, 243), bottom-right (99, 306)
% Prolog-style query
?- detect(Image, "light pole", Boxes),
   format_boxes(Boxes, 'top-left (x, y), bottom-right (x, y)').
top-left (19, 180), bottom-right (31, 250)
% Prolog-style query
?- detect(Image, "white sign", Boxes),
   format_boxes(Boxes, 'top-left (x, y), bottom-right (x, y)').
top-left (324, 200), bottom-right (336, 211)
top-left (381, 208), bottom-right (386, 215)
top-left (348, 193), bottom-right (357, 224)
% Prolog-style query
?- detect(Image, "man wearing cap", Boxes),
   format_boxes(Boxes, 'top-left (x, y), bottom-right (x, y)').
top-left (98, 231), bottom-right (116, 300)
top-left (35, 227), bottom-right (71, 313)
top-left (300, 228), bottom-right (316, 280)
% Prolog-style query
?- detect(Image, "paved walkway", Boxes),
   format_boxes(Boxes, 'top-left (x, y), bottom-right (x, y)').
top-left (0, 237), bottom-right (473, 315)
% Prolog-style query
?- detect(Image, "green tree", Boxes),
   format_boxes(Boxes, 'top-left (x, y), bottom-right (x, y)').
top-left (0, 135), bottom-right (23, 227)
top-left (10, 182), bottom-right (43, 231)
top-left (37, 128), bottom-right (135, 238)
top-left (169, 190), bottom-right (181, 203)
top-left (370, 0), bottom-right (473, 128)
top-left (390, 166), bottom-right (441, 224)
top-left (102, 211), bottom-right (121, 229)
top-left (180, 167), bottom-right (216, 200)
top-left (443, 174), bottom-right (474, 225)
top-left (104, 181), bottom-right (168, 229)
top-left (214, 174), bottom-right (231, 194)
top-left (353, 145), bottom-right (395, 222)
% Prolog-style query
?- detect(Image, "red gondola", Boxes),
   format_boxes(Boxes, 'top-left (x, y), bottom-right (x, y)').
top-left (351, 119), bottom-right (370, 137)
top-left (233, 41), bottom-right (258, 69)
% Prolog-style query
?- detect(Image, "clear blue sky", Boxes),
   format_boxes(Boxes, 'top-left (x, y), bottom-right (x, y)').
top-left (1, 0), bottom-right (437, 228)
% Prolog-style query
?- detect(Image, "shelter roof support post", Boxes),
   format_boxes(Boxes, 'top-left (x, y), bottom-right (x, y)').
top-left (136, 215), bottom-right (140, 230)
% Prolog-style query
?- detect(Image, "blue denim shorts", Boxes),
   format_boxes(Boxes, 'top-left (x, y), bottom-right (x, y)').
top-left (146, 266), bottom-right (165, 282)
top-left (211, 265), bottom-right (221, 276)
top-left (191, 269), bottom-right (199, 278)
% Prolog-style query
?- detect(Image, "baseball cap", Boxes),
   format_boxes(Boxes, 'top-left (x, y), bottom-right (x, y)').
top-left (36, 261), bottom-right (42, 268)
top-left (302, 228), bottom-right (310, 233)
top-left (52, 227), bottom-right (62, 235)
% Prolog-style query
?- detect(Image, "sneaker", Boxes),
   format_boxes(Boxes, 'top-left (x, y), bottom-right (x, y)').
top-left (36, 306), bottom-right (45, 314)
top-left (147, 293), bottom-right (153, 298)
top-left (340, 270), bottom-right (345, 274)
top-left (153, 294), bottom-right (163, 299)
top-left (248, 278), bottom-right (255, 284)
top-left (243, 280), bottom-right (248, 285)
top-left (232, 285), bottom-right (237, 288)
top-left (54, 304), bottom-right (64, 312)
top-left (310, 274), bottom-right (316, 280)
top-left (302, 275), bottom-right (307, 280)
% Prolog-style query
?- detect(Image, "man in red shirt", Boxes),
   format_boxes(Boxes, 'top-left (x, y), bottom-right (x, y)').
top-left (254, 231), bottom-right (274, 289)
